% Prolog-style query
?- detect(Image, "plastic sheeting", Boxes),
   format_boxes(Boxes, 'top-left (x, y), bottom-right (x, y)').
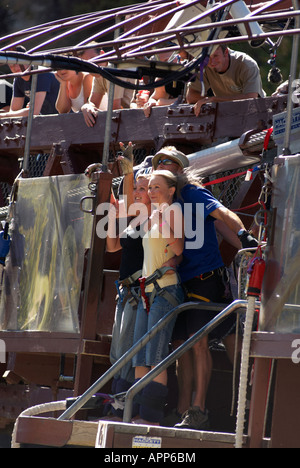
top-left (0, 174), bottom-right (92, 332)
top-left (260, 155), bottom-right (300, 333)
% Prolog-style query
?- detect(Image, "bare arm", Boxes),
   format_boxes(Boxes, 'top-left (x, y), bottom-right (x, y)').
top-left (55, 81), bottom-right (72, 114)
top-left (210, 206), bottom-right (244, 235)
top-left (215, 219), bottom-right (241, 249)
top-left (81, 91), bottom-right (105, 127)
top-left (143, 85), bottom-right (172, 118)
top-left (154, 204), bottom-right (185, 257)
top-left (0, 92), bottom-right (47, 118)
top-left (192, 92), bottom-right (259, 117)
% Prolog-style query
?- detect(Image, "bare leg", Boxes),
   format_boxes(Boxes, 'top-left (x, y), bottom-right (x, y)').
top-left (191, 335), bottom-right (212, 412)
top-left (135, 366), bottom-right (150, 379)
top-left (174, 344), bottom-right (194, 414)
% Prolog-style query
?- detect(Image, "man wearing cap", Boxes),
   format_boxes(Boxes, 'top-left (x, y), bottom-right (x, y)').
top-left (152, 145), bottom-right (257, 430)
top-left (187, 45), bottom-right (265, 117)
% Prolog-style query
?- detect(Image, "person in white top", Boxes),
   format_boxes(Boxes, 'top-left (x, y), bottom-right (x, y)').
top-left (55, 69), bottom-right (93, 114)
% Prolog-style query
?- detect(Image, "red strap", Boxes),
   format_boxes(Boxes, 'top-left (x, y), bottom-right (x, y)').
top-left (203, 171), bottom-right (247, 187)
top-left (232, 202), bottom-right (260, 213)
top-left (139, 277), bottom-right (150, 314)
top-left (263, 127), bottom-right (273, 151)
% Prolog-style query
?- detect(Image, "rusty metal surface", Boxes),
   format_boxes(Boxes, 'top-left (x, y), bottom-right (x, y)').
top-left (0, 97), bottom-right (288, 186)
top-left (0, 384), bottom-right (73, 425)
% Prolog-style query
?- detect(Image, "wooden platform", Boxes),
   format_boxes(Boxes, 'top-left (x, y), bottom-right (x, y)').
top-left (14, 416), bottom-right (251, 449)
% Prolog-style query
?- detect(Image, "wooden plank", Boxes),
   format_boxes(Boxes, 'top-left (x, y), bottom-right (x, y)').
top-left (16, 416), bottom-right (74, 447)
top-left (250, 332), bottom-right (300, 359)
top-left (214, 96), bottom-right (287, 141)
top-left (96, 421), bottom-right (242, 449)
top-left (73, 171), bottom-right (112, 397)
top-left (0, 97), bottom-right (288, 157)
top-left (82, 339), bottom-right (111, 357)
top-left (15, 416), bottom-right (99, 447)
top-left (270, 360), bottom-right (300, 448)
top-left (248, 358), bottom-right (272, 448)
top-left (0, 331), bottom-right (79, 354)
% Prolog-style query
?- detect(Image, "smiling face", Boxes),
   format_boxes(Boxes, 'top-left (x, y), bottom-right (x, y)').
top-left (134, 177), bottom-right (150, 206)
top-left (207, 46), bottom-right (229, 73)
top-left (56, 69), bottom-right (77, 81)
top-left (148, 174), bottom-right (176, 206)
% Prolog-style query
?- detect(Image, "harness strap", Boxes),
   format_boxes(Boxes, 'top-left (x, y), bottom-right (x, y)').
top-left (143, 266), bottom-right (175, 287)
top-left (116, 269), bottom-right (143, 306)
top-left (140, 266), bottom-right (180, 310)
top-left (118, 269), bottom-right (142, 288)
top-left (187, 292), bottom-right (210, 302)
top-left (139, 276), bottom-right (150, 313)
top-left (150, 280), bottom-right (179, 309)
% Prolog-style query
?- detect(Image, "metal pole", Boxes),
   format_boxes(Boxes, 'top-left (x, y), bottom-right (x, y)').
top-left (101, 78), bottom-right (115, 172)
top-left (101, 15), bottom-right (121, 171)
top-left (22, 66), bottom-right (38, 175)
top-left (282, 0), bottom-right (299, 156)
top-left (57, 300), bottom-right (234, 421)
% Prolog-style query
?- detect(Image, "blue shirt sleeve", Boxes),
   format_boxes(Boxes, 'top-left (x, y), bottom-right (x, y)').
top-left (36, 73), bottom-right (53, 93)
top-left (180, 184), bottom-right (222, 218)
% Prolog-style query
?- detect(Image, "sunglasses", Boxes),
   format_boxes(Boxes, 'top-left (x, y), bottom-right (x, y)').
top-left (157, 158), bottom-right (179, 166)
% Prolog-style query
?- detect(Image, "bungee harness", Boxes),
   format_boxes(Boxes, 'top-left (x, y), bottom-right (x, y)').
top-left (116, 266), bottom-right (181, 313)
top-left (139, 266), bottom-right (180, 313)
top-left (115, 269), bottom-right (142, 306)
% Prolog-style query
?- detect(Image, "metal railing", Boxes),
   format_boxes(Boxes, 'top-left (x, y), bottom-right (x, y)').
top-left (58, 298), bottom-right (247, 421)
top-left (123, 299), bottom-right (247, 422)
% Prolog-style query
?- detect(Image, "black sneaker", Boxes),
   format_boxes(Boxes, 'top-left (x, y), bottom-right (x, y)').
top-left (175, 406), bottom-right (210, 431)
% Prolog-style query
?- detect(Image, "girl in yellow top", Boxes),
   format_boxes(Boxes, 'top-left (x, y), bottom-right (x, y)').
top-left (132, 170), bottom-right (184, 425)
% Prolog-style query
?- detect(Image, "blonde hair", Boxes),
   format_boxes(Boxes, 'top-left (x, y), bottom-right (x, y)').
top-left (176, 167), bottom-right (204, 199)
top-left (150, 170), bottom-right (177, 188)
top-left (150, 168), bottom-right (204, 200)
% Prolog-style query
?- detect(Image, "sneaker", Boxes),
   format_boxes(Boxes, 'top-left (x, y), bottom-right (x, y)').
top-left (162, 409), bottom-right (182, 427)
top-left (175, 406), bottom-right (210, 431)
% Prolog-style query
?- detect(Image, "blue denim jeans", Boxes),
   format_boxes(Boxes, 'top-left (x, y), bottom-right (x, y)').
top-left (110, 285), bottom-right (139, 383)
top-left (132, 284), bottom-right (184, 368)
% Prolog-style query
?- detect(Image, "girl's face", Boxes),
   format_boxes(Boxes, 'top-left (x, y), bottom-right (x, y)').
top-left (148, 175), bottom-right (175, 205)
top-left (133, 177), bottom-right (150, 206)
top-left (56, 69), bottom-right (77, 81)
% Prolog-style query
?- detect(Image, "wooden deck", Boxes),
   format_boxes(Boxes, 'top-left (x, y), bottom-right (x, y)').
top-left (14, 416), bottom-right (252, 449)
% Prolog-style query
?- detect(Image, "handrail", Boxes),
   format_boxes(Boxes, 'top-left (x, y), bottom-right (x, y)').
top-left (123, 299), bottom-right (248, 422)
top-left (58, 299), bottom-right (247, 421)
top-left (57, 300), bottom-right (243, 421)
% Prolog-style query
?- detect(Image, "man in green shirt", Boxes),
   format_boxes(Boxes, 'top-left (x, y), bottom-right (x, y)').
top-left (187, 45), bottom-right (265, 116)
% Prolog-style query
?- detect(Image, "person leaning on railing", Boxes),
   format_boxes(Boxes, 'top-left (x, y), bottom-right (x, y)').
top-left (186, 45), bottom-right (266, 117)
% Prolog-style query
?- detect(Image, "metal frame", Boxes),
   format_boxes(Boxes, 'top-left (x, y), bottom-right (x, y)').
top-left (58, 299), bottom-right (248, 421)
top-left (0, 0), bottom-right (296, 89)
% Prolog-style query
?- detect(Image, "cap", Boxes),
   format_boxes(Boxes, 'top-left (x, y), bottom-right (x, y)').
top-left (152, 148), bottom-right (189, 170)
top-left (118, 154), bottom-right (154, 196)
